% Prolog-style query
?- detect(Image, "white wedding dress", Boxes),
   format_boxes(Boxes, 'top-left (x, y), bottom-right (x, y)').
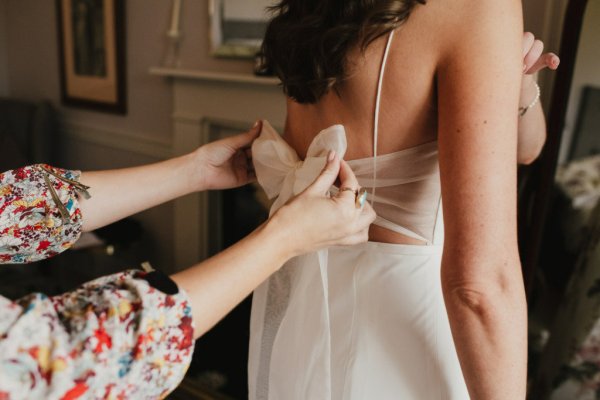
top-left (249, 31), bottom-right (469, 400)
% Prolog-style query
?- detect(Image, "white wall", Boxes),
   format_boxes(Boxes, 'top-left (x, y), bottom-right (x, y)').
top-left (224, 0), bottom-right (272, 20)
top-left (560, 0), bottom-right (600, 163)
top-left (4, 0), bottom-right (253, 143)
top-left (2, 0), bottom-right (255, 267)
top-left (0, 0), bottom-right (9, 96)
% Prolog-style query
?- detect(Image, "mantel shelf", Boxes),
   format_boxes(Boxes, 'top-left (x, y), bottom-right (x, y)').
top-left (149, 67), bottom-right (280, 87)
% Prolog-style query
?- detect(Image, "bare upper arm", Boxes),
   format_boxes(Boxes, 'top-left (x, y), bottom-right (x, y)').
top-left (435, 0), bottom-right (524, 284)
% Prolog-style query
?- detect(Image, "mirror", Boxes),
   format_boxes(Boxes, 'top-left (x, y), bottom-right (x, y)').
top-left (209, 0), bottom-right (273, 58)
top-left (525, 0), bottom-right (600, 398)
top-left (559, 0), bottom-right (600, 163)
top-left (518, 0), bottom-right (591, 293)
top-left (538, 0), bottom-right (600, 280)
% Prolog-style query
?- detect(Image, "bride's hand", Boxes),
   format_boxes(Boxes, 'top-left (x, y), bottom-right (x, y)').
top-left (521, 32), bottom-right (560, 102)
top-left (270, 152), bottom-right (376, 258)
top-left (189, 121), bottom-right (262, 191)
top-left (522, 32), bottom-right (559, 76)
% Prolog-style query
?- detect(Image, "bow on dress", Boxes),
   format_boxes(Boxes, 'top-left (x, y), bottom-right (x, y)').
top-left (249, 120), bottom-right (350, 399)
top-left (252, 120), bottom-right (348, 214)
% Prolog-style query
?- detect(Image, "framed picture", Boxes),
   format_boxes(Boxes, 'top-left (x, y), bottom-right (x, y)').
top-left (56, 0), bottom-right (126, 114)
top-left (209, 0), bottom-right (272, 58)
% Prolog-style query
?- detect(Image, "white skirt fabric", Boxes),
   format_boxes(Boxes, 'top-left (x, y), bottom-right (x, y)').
top-left (249, 121), bottom-right (469, 399)
top-left (249, 241), bottom-right (469, 400)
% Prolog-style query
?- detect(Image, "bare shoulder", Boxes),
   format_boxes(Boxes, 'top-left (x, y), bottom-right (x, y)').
top-left (416, 0), bottom-right (523, 60)
top-left (422, 0), bottom-right (522, 27)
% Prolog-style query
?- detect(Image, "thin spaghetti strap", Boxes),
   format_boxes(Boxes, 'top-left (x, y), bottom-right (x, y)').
top-left (371, 30), bottom-right (395, 206)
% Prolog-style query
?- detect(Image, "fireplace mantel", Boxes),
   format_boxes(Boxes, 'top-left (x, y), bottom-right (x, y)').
top-left (149, 67), bottom-right (280, 86)
top-left (152, 67), bottom-right (286, 271)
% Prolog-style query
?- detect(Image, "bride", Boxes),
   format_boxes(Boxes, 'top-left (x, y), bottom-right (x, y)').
top-left (249, 0), bottom-right (556, 398)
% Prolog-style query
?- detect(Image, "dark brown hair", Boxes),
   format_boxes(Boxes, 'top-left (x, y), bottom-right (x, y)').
top-left (261, 0), bottom-right (426, 104)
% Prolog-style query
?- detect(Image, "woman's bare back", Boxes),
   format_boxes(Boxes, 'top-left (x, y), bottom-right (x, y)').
top-left (283, 5), bottom-right (441, 245)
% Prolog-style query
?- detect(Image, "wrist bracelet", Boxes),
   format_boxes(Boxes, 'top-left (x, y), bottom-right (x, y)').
top-left (519, 81), bottom-right (541, 117)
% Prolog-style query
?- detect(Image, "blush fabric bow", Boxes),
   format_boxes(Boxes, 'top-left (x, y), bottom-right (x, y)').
top-left (252, 120), bottom-right (348, 215)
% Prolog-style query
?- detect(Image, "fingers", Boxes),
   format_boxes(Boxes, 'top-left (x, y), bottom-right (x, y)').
top-left (304, 151), bottom-right (341, 196)
top-left (527, 52), bottom-right (560, 74)
top-left (360, 202), bottom-right (377, 225)
top-left (246, 149), bottom-right (257, 182)
top-left (522, 32), bottom-right (560, 75)
top-left (524, 39), bottom-right (544, 73)
top-left (339, 205), bottom-right (376, 245)
top-left (225, 120), bottom-right (263, 150)
top-left (339, 229), bottom-right (370, 246)
top-left (526, 54), bottom-right (550, 75)
top-left (232, 150), bottom-right (256, 184)
top-left (526, 52), bottom-right (559, 74)
top-left (247, 120), bottom-right (263, 142)
top-left (336, 160), bottom-right (361, 202)
top-left (522, 32), bottom-right (535, 57)
top-left (547, 53), bottom-right (560, 69)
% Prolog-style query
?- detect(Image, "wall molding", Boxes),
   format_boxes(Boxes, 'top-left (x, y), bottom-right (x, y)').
top-left (62, 122), bottom-right (172, 159)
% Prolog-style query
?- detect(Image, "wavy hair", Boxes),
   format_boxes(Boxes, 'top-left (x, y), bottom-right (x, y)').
top-left (261, 0), bottom-right (426, 104)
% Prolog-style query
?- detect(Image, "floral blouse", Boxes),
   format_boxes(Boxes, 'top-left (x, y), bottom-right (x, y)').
top-left (0, 165), bottom-right (194, 399)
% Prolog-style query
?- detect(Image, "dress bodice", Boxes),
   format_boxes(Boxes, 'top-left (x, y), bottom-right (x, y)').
top-left (253, 27), bottom-right (442, 245)
top-left (252, 120), bottom-right (441, 244)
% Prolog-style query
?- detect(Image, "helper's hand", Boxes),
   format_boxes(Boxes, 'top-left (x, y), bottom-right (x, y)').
top-left (190, 121), bottom-right (262, 191)
top-left (271, 152), bottom-right (376, 258)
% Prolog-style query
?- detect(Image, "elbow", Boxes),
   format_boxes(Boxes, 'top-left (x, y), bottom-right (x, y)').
top-left (444, 285), bottom-right (502, 322)
top-left (517, 131), bottom-right (547, 165)
top-left (443, 281), bottom-right (526, 328)
top-left (518, 153), bottom-right (537, 166)
top-left (518, 147), bottom-right (543, 165)
top-left (441, 263), bottom-right (526, 322)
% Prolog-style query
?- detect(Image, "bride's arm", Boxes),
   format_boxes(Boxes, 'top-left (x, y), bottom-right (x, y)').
top-left (436, 0), bottom-right (527, 398)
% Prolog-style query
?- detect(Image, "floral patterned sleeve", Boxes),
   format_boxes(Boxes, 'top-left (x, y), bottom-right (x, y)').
top-left (0, 270), bottom-right (195, 399)
top-left (0, 164), bottom-right (86, 264)
top-left (0, 166), bottom-right (196, 398)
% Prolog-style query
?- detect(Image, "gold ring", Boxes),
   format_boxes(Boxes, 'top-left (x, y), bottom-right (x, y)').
top-left (355, 188), bottom-right (368, 209)
top-left (339, 187), bottom-right (358, 195)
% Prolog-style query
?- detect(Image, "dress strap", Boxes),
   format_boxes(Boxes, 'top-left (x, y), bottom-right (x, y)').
top-left (372, 30), bottom-right (395, 205)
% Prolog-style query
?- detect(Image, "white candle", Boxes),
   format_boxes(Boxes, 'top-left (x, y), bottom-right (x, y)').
top-left (169, 0), bottom-right (182, 35)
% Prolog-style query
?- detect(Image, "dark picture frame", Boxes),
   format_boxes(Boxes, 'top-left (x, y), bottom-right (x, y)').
top-left (56, 0), bottom-right (126, 114)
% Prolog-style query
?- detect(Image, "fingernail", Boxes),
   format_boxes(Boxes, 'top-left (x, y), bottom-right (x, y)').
top-left (253, 120), bottom-right (260, 128)
top-left (328, 150), bottom-right (336, 162)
